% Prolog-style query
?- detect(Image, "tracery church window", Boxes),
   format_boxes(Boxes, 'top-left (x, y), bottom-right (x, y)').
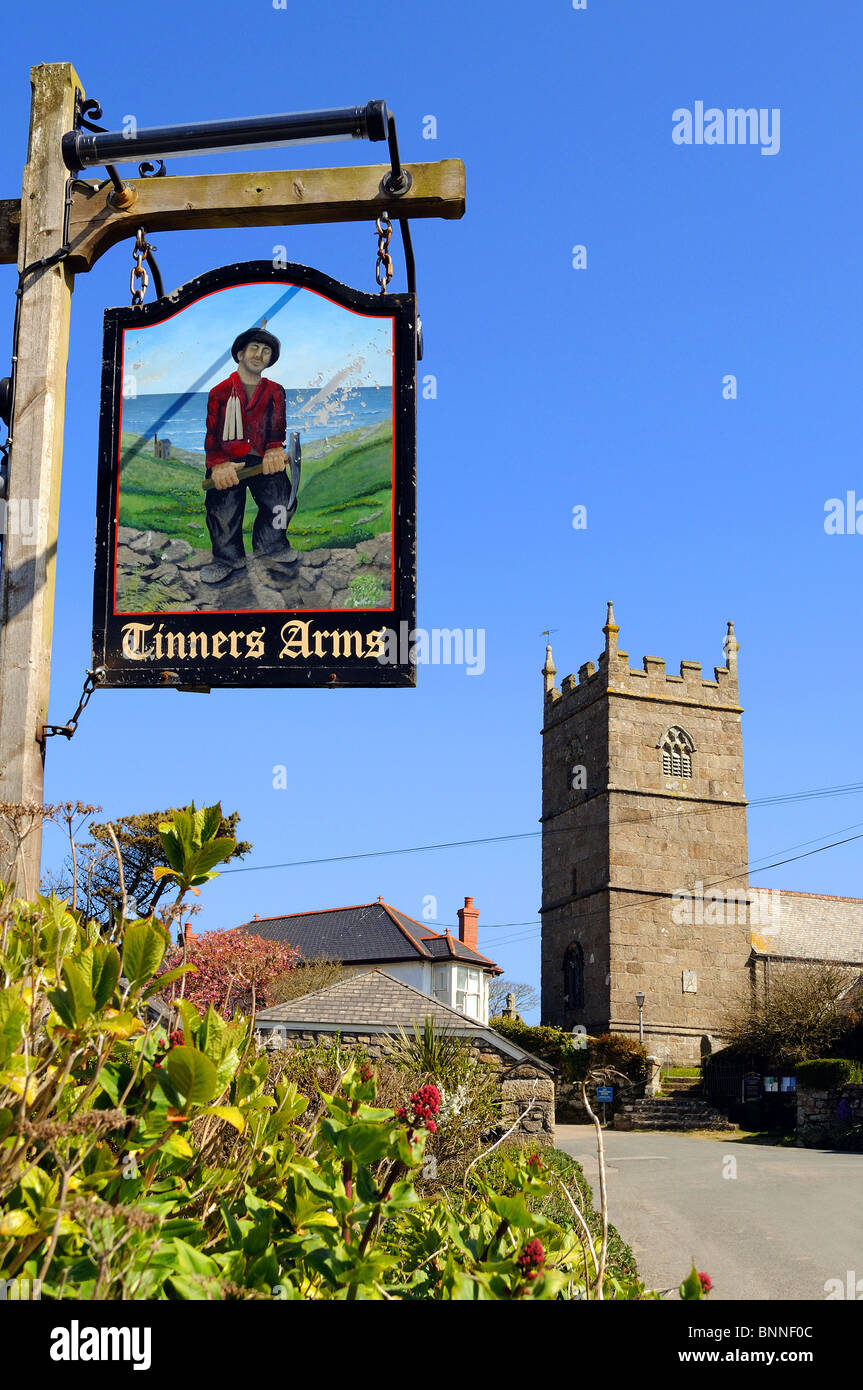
top-left (563, 942), bottom-right (585, 1010)
top-left (659, 726), bottom-right (695, 779)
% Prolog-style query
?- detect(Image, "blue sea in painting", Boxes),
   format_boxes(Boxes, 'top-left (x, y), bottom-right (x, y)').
top-left (121, 386), bottom-right (392, 452)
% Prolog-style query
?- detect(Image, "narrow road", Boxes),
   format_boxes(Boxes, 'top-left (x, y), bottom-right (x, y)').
top-left (556, 1125), bottom-right (863, 1301)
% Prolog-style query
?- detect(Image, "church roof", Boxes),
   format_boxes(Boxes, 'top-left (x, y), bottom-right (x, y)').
top-left (751, 889), bottom-right (863, 964)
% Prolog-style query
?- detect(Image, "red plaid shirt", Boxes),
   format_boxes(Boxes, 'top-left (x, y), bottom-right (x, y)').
top-left (204, 372), bottom-right (286, 470)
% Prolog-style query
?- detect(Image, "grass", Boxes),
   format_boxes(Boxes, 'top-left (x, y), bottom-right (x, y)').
top-left (644, 1127), bottom-right (794, 1143)
top-left (347, 573), bottom-right (388, 608)
top-left (116, 420), bottom-right (393, 554)
top-left (664, 1067), bottom-right (701, 1078)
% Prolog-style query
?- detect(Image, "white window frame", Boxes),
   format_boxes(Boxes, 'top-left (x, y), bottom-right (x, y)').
top-left (456, 965), bottom-right (481, 1019)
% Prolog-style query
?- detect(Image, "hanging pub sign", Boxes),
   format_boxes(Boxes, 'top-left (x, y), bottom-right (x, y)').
top-left (92, 260), bottom-right (417, 689)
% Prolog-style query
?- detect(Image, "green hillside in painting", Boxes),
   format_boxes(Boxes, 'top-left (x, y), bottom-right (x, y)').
top-left (116, 420), bottom-right (393, 552)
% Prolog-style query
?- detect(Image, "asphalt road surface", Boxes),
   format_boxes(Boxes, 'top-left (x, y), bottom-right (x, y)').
top-left (556, 1124), bottom-right (863, 1301)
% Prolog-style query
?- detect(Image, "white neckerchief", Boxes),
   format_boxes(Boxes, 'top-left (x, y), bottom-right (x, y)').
top-left (222, 385), bottom-right (244, 442)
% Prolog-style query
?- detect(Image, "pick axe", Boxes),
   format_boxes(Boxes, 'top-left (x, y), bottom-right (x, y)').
top-left (202, 431), bottom-right (302, 515)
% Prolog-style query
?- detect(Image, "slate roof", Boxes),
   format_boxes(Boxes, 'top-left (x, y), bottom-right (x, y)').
top-left (235, 900), bottom-right (501, 973)
top-left (255, 969), bottom-right (552, 1070)
top-left (751, 889), bottom-right (863, 964)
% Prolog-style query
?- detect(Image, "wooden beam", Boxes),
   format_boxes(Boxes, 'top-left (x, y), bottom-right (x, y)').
top-left (0, 159), bottom-right (465, 269)
top-left (0, 63), bottom-right (81, 893)
top-left (56, 158), bottom-right (464, 272)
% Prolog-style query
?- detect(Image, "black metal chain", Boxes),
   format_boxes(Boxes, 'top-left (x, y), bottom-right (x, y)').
top-left (129, 227), bottom-right (165, 303)
top-left (42, 667), bottom-right (105, 742)
top-left (130, 229), bottom-right (150, 305)
top-left (375, 214), bottom-right (394, 294)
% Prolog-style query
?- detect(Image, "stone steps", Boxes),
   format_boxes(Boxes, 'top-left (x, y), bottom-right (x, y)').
top-left (615, 1096), bottom-right (729, 1131)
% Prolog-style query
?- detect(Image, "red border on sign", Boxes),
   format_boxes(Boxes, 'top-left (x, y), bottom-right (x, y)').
top-left (113, 281), bottom-right (397, 617)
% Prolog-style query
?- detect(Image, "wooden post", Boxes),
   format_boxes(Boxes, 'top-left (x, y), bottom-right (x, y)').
top-left (0, 63), bottom-right (81, 893)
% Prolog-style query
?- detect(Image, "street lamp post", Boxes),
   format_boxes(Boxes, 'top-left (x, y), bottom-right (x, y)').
top-left (635, 991), bottom-right (645, 1045)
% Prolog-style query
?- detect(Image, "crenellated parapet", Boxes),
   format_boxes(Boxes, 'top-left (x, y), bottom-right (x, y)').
top-left (544, 607), bottom-right (741, 715)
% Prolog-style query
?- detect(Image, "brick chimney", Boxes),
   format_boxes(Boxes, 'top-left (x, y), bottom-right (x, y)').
top-left (183, 921), bottom-right (197, 948)
top-left (457, 896), bottom-right (479, 952)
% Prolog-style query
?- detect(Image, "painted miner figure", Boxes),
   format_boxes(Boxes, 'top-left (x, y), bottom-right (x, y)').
top-left (202, 327), bottom-right (300, 584)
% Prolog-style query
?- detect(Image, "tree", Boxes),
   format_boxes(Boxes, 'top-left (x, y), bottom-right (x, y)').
top-left (266, 957), bottom-right (350, 1005)
top-left (53, 806), bottom-right (252, 926)
top-left (489, 979), bottom-right (540, 1020)
top-left (720, 962), bottom-right (861, 1066)
top-left (160, 929), bottom-right (299, 1019)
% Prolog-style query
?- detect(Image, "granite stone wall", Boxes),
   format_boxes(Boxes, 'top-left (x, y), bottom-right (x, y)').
top-left (265, 1028), bottom-right (555, 1145)
top-left (796, 1083), bottom-right (863, 1148)
top-left (555, 1064), bottom-right (644, 1123)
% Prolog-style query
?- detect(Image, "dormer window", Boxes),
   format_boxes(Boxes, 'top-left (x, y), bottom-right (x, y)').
top-left (659, 726), bottom-right (695, 779)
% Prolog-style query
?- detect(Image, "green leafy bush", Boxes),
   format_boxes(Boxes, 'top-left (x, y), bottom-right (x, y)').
top-left (475, 1147), bottom-right (639, 1291)
top-left (796, 1058), bottom-right (863, 1089)
top-left (490, 1020), bottom-right (647, 1085)
top-left (589, 1033), bottom-right (649, 1086)
top-left (490, 1019), bottom-right (584, 1074)
top-left (270, 1027), bottom-right (501, 1190)
top-left (0, 804), bottom-right (695, 1301)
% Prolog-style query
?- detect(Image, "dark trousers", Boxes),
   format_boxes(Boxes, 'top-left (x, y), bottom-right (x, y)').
top-left (205, 458), bottom-right (295, 566)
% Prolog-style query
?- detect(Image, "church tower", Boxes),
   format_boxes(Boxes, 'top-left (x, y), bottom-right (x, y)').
top-left (540, 606), bottom-right (752, 1065)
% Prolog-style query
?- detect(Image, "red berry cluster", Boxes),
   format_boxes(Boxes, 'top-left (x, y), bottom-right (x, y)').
top-left (698, 1271), bottom-right (713, 1295)
top-left (153, 1028), bottom-right (184, 1071)
top-left (517, 1238), bottom-right (546, 1281)
top-left (360, 1063), bottom-right (375, 1082)
top-left (397, 1083), bottom-right (441, 1133)
top-left (527, 1153), bottom-right (542, 1173)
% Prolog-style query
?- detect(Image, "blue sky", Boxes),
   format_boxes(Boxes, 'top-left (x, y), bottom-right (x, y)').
top-left (3, 2), bottom-right (862, 1021)
top-left (123, 282), bottom-right (393, 393)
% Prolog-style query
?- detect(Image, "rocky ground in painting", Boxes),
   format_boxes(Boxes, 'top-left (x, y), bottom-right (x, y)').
top-left (114, 526), bottom-right (392, 614)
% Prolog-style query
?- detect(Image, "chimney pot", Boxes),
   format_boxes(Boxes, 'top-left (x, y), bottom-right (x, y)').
top-left (457, 895), bottom-right (479, 952)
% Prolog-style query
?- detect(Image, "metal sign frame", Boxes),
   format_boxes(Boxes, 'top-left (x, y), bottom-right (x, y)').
top-left (92, 259), bottom-right (417, 690)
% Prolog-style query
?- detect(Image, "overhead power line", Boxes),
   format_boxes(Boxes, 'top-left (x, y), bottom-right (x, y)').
top-left (483, 824), bottom-right (863, 948)
top-left (221, 776), bottom-right (863, 880)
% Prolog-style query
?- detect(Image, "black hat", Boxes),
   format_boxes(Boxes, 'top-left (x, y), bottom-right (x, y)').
top-left (231, 327), bottom-right (281, 364)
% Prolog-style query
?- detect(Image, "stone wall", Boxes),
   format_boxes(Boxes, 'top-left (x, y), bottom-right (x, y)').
top-left (555, 1065), bottom-right (644, 1123)
top-left (264, 1027), bottom-right (555, 1145)
top-left (796, 1083), bottom-right (863, 1148)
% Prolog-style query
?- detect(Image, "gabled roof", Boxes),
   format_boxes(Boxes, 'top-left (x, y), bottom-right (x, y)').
top-left (257, 968), bottom-right (483, 1029)
top-left (255, 969), bottom-right (552, 1070)
top-left (236, 900), bottom-right (501, 973)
